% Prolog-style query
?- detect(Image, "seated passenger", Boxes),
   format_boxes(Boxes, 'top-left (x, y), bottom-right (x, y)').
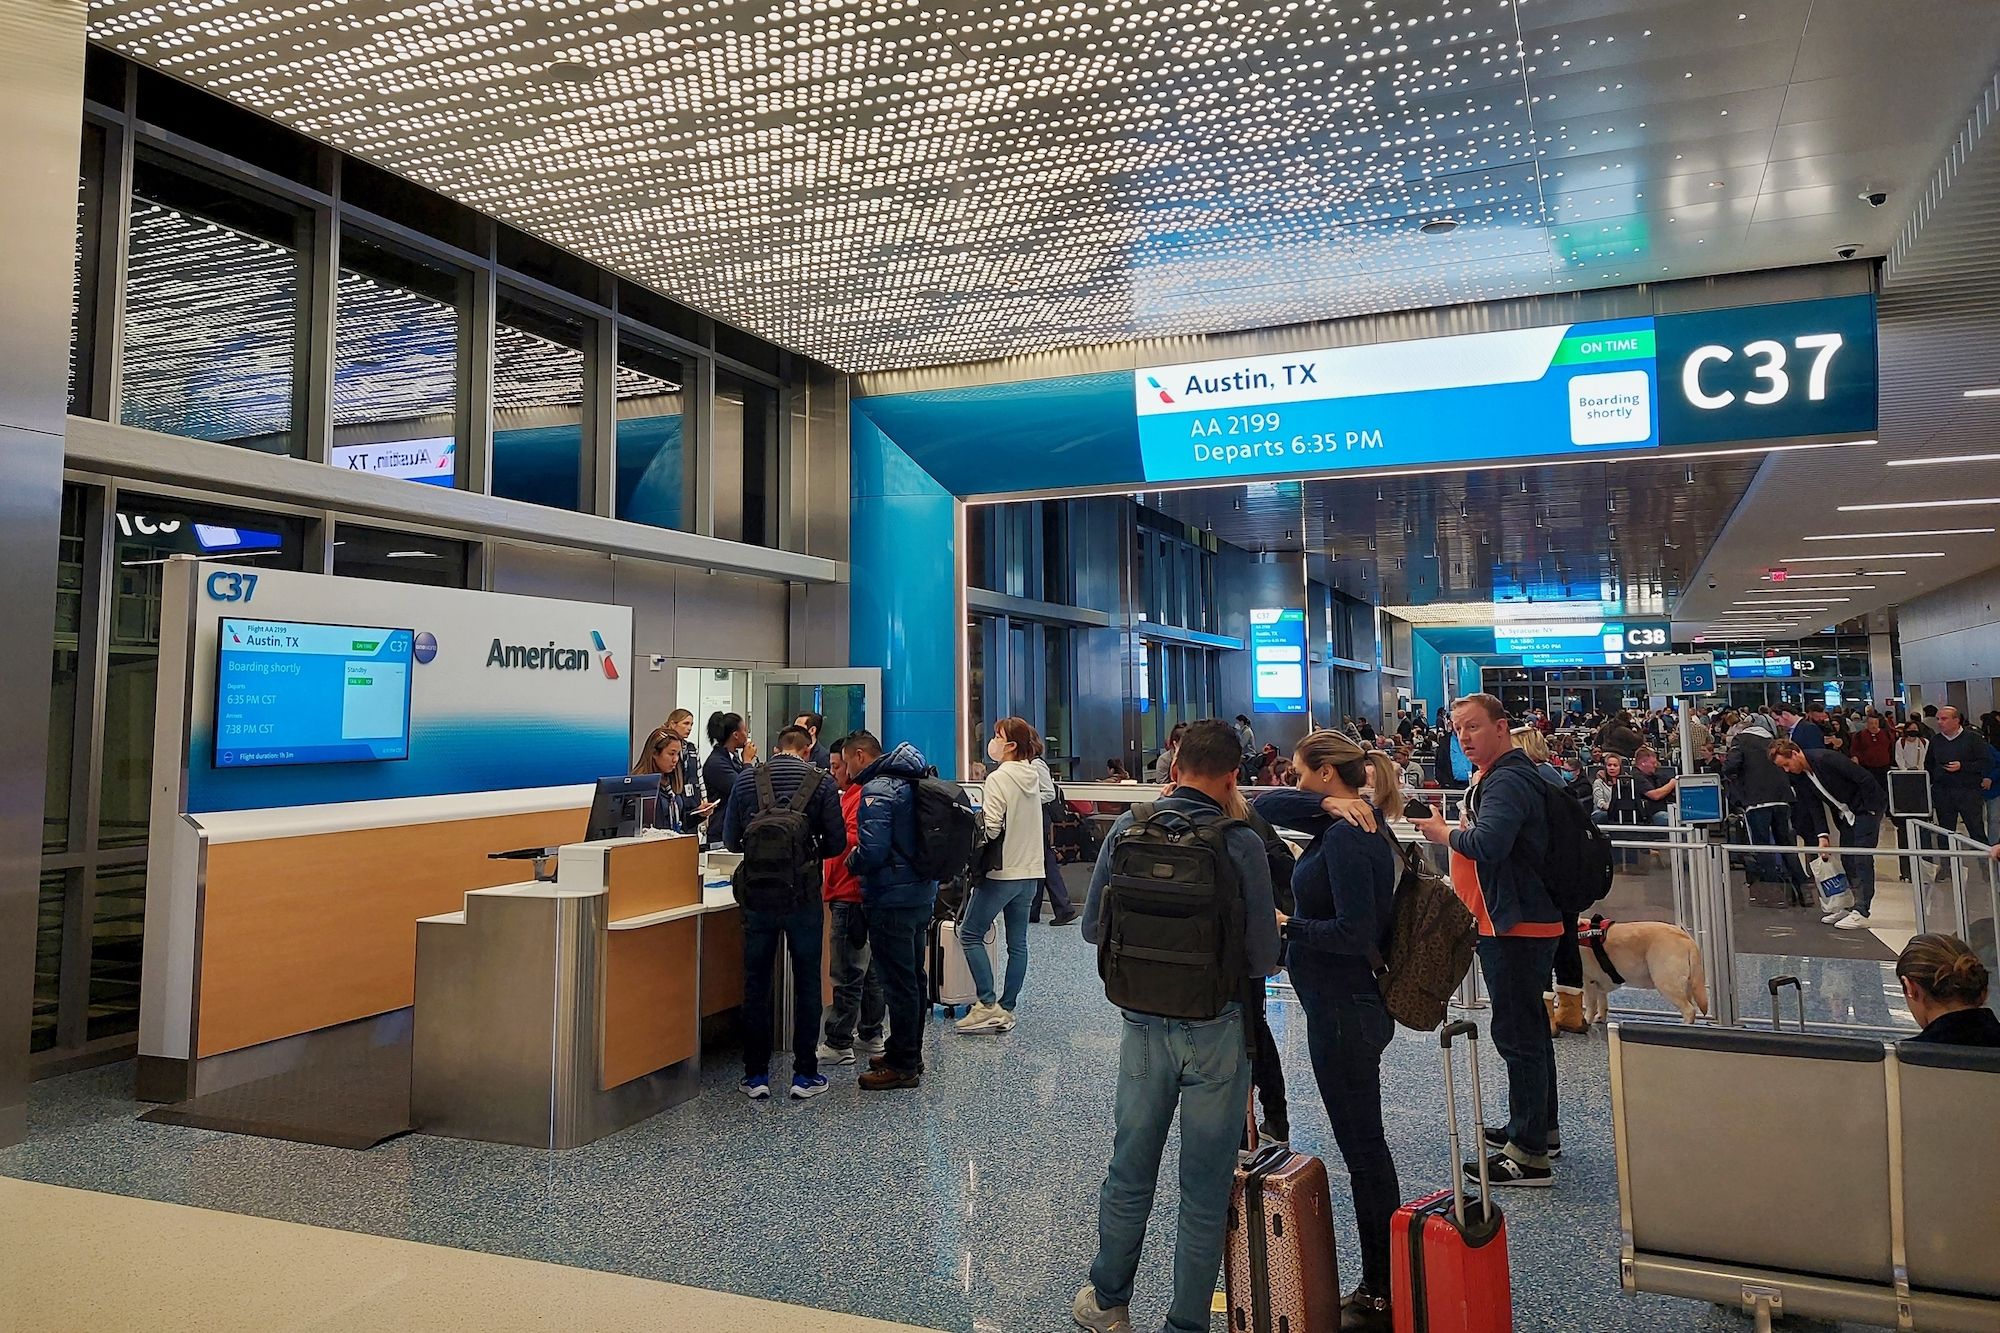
top-left (1103, 758), bottom-right (1133, 783)
top-left (1897, 933), bottom-right (2000, 1047)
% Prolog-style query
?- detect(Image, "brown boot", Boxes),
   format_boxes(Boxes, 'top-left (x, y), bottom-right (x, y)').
top-left (859, 1066), bottom-right (920, 1091)
top-left (1544, 992), bottom-right (1560, 1037)
top-left (1553, 986), bottom-right (1590, 1035)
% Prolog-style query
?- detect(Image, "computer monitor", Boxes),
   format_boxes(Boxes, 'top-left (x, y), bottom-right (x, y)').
top-left (586, 773), bottom-right (660, 841)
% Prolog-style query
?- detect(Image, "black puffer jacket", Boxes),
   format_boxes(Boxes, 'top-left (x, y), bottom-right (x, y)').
top-left (1723, 725), bottom-right (1793, 809)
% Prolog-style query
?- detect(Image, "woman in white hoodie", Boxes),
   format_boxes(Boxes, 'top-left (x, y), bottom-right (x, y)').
top-left (958, 716), bottom-right (1046, 1033)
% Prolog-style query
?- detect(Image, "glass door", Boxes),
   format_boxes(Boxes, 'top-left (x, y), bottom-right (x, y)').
top-left (756, 669), bottom-right (882, 759)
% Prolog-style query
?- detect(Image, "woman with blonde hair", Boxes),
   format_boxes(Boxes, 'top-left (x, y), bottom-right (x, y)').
top-left (1252, 730), bottom-right (1405, 1331)
top-left (1898, 933), bottom-right (2000, 1047)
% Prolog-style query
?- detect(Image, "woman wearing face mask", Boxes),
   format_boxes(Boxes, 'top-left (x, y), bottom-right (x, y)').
top-left (1253, 732), bottom-right (1405, 1333)
top-left (956, 717), bottom-right (1045, 1034)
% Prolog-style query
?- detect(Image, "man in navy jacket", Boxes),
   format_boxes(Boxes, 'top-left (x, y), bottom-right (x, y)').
top-left (723, 725), bottom-right (846, 1101)
top-left (1415, 694), bottom-right (1563, 1187)
top-left (1770, 740), bottom-right (1885, 929)
top-left (844, 732), bottom-right (938, 1090)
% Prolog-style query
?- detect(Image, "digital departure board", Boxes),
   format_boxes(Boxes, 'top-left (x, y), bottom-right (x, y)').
top-left (215, 618), bottom-right (415, 767)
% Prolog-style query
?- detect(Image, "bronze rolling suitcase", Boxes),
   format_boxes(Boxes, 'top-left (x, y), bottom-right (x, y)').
top-left (1224, 1142), bottom-right (1341, 1333)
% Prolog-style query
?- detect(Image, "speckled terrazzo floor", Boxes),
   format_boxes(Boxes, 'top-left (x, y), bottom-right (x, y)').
top-left (4, 874), bottom-right (1884, 1333)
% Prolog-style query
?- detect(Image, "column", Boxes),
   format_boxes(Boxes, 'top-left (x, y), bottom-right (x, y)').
top-left (1868, 631), bottom-right (1898, 710)
top-left (0, 0), bottom-right (85, 1146)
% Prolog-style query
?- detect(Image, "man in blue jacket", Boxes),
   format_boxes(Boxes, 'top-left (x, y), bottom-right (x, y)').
top-left (723, 725), bottom-right (847, 1101)
top-left (1415, 693), bottom-right (1563, 1187)
top-left (843, 731), bottom-right (937, 1091)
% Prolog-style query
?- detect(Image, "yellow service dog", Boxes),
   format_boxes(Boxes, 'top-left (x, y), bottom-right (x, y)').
top-left (1578, 916), bottom-right (1710, 1025)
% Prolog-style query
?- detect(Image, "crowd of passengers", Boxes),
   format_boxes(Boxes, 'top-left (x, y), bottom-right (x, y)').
top-left (627, 700), bottom-right (1999, 1333)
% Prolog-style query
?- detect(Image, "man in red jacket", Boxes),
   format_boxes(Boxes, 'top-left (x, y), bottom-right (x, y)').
top-left (817, 737), bottom-right (886, 1065)
top-left (1848, 713), bottom-right (1895, 794)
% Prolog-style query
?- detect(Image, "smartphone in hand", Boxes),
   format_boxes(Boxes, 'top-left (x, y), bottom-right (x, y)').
top-left (1402, 798), bottom-right (1436, 821)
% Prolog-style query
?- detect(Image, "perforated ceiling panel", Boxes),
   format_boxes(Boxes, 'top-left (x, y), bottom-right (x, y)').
top-left (88, 0), bottom-right (2000, 371)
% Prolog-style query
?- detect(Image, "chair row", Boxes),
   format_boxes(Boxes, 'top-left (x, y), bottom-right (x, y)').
top-left (1609, 1020), bottom-right (2000, 1332)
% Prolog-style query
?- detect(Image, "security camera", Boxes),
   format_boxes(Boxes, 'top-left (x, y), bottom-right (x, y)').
top-left (1708, 577), bottom-right (1718, 590)
top-left (1860, 190), bottom-right (1888, 208)
top-left (1834, 243), bottom-right (1861, 260)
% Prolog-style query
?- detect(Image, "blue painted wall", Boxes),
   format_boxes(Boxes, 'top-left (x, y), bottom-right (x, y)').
top-left (850, 414), bottom-right (959, 777)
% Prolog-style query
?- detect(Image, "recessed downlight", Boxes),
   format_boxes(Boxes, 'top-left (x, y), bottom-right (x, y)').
top-left (1419, 217), bottom-right (1461, 236)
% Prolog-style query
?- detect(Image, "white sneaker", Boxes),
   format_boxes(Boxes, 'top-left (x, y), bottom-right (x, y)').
top-left (956, 1002), bottom-right (1006, 1033)
top-left (855, 1033), bottom-right (886, 1056)
top-left (1835, 910), bottom-right (1871, 930)
top-left (1072, 1283), bottom-right (1131, 1333)
top-left (1821, 909), bottom-right (1847, 924)
top-left (816, 1041), bottom-right (856, 1066)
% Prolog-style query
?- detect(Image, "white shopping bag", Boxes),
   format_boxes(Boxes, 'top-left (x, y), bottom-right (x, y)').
top-left (1812, 854), bottom-right (1855, 913)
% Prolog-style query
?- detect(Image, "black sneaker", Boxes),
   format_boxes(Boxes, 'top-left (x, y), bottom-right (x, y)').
top-left (1049, 910), bottom-right (1080, 926)
top-left (1465, 1151), bottom-right (1552, 1188)
top-left (1339, 1285), bottom-right (1392, 1332)
top-left (1482, 1125), bottom-right (1561, 1159)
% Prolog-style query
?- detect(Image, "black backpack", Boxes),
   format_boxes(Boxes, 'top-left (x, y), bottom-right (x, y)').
top-left (732, 766), bottom-right (825, 912)
top-left (1369, 828), bottom-right (1477, 1031)
top-left (1097, 803), bottom-right (1247, 1020)
top-left (906, 770), bottom-right (980, 883)
top-left (1539, 778), bottom-right (1615, 915)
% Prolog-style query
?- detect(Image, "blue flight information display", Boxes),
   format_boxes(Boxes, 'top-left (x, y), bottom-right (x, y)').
top-left (1249, 608), bottom-right (1307, 714)
top-left (214, 618), bottom-right (415, 768)
top-left (1493, 622), bottom-right (1629, 668)
top-left (1131, 295), bottom-right (1877, 485)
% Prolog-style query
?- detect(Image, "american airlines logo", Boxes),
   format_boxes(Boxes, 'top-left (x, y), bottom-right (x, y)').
top-left (485, 631), bottom-right (619, 679)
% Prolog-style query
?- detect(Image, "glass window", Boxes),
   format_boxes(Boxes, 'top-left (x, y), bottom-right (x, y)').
top-left (493, 293), bottom-right (589, 512)
top-left (614, 336), bottom-right (688, 530)
top-left (34, 869), bottom-right (67, 1054)
top-left (714, 372), bottom-right (777, 546)
top-left (88, 863), bottom-right (147, 1042)
top-left (1044, 627), bottom-right (1072, 775)
top-left (71, 123), bottom-right (107, 416)
top-left (47, 486), bottom-right (86, 854)
top-left (332, 525), bottom-right (472, 588)
top-left (121, 151), bottom-right (305, 453)
top-left (101, 497), bottom-right (304, 848)
top-left (334, 231), bottom-right (463, 488)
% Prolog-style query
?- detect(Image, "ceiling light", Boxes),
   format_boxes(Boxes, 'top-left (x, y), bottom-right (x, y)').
top-left (385, 550), bottom-right (443, 559)
top-left (1781, 553), bottom-right (1945, 561)
top-left (1885, 453), bottom-right (2000, 467)
top-left (1801, 528), bottom-right (1994, 539)
top-left (1778, 570), bottom-right (1906, 579)
top-left (1732, 599), bottom-right (1844, 606)
top-left (1755, 583), bottom-right (1874, 591)
top-left (1962, 389), bottom-right (2000, 398)
top-left (1418, 218), bottom-right (1461, 235)
top-left (1837, 499), bottom-right (2000, 511)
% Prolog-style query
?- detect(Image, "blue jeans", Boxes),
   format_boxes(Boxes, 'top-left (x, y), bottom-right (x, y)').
top-left (741, 903), bottom-right (823, 1081)
top-left (1745, 804), bottom-right (1809, 891)
top-left (1293, 978), bottom-right (1400, 1294)
top-left (1834, 813), bottom-right (1882, 916)
top-left (1089, 1005), bottom-right (1252, 1333)
top-left (960, 876), bottom-right (1035, 1008)
top-left (864, 900), bottom-right (932, 1075)
top-left (1476, 935), bottom-right (1559, 1164)
top-left (823, 900), bottom-right (884, 1048)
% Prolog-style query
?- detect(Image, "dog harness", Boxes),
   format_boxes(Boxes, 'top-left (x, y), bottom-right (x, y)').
top-left (1580, 914), bottom-right (1625, 986)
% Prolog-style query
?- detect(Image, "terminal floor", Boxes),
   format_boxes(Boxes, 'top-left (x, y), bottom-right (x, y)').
top-left (0, 1175), bottom-right (928, 1331)
top-left (3, 889), bottom-right (1883, 1333)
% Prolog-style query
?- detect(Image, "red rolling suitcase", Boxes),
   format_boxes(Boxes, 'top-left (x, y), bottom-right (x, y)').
top-left (1224, 1142), bottom-right (1341, 1333)
top-left (1389, 1019), bottom-right (1511, 1333)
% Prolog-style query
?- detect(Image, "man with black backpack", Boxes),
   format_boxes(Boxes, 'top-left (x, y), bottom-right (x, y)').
top-left (722, 725), bottom-right (847, 1102)
top-left (846, 731), bottom-right (975, 1091)
top-left (1072, 720), bottom-right (1281, 1333)
top-left (1413, 694), bottom-right (1570, 1188)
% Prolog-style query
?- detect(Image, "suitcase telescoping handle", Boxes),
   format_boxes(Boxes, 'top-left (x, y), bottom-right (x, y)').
top-left (1437, 1019), bottom-right (1491, 1229)
top-left (1768, 975), bottom-right (1804, 1032)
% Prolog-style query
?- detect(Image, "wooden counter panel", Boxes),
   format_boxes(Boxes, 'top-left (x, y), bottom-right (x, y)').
top-left (604, 836), bottom-right (699, 922)
top-left (196, 806), bottom-right (586, 1058)
top-left (698, 908), bottom-right (744, 1017)
top-left (602, 918), bottom-right (699, 1090)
